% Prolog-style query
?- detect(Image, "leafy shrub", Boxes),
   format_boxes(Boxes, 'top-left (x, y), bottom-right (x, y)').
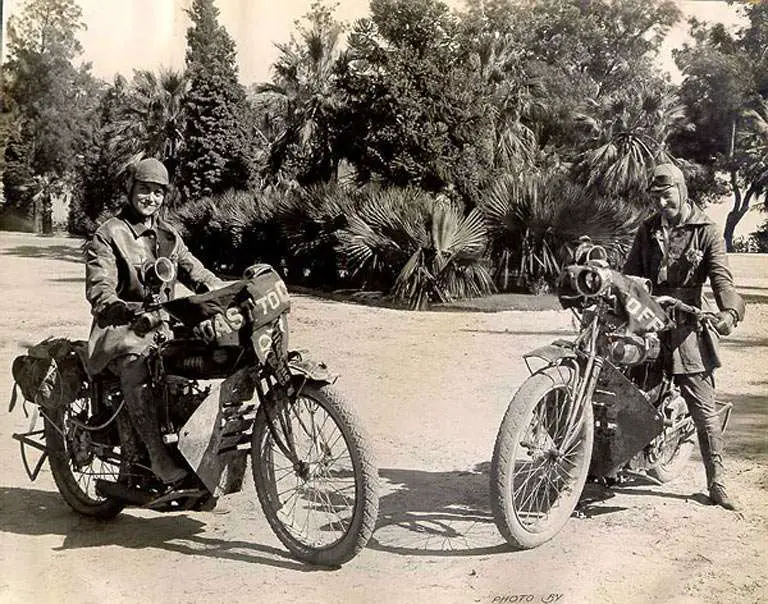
top-left (169, 186), bottom-right (287, 277)
top-left (479, 171), bottom-right (644, 292)
top-left (336, 185), bottom-right (495, 308)
top-left (277, 182), bottom-right (352, 287)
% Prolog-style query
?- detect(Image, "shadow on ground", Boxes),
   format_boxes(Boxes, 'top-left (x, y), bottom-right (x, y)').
top-left (720, 392), bottom-right (768, 462)
top-left (0, 486), bottom-right (321, 571)
top-left (577, 476), bottom-right (711, 517)
top-left (723, 336), bottom-right (768, 353)
top-left (460, 328), bottom-right (575, 337)
top-left (5, 244), bottom-right (84, 264)
top-left (371, 463), bottom-right (724, 557)
top-left (371, 463), bottom-right (509, 557)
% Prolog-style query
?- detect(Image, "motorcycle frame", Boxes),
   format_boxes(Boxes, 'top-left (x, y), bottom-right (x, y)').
top-left (11, 314), bottom-right (338, 494)
top-left (521, 296), bottom-right (734, 480)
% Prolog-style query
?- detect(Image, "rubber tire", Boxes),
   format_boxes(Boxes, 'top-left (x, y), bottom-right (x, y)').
top-left (647, 434), bottom-right (695, 483)
top-left (490, 365), bottom-right (594, 550)
top-left (44, 401), bottom-right (126, 520)
top-left (252, 381), bottom-right (379, 567)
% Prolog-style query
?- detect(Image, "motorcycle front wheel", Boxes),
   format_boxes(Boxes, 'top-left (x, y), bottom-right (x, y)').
top-left (44, 393), bottom-right (127, 519)
top-left (490, 365), bottom-right (593, 549)
top-left (252, 380), bottom-right (379, 566)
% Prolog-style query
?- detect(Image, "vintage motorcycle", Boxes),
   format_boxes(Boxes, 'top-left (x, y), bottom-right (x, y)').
top-left (489, 243), bottom-right (733, 550)
top-left (10, 261), bottom-right (380, 567)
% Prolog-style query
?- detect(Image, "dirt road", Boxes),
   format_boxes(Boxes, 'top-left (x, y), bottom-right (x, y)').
top-left (0, 232), bottom-right (766, 604)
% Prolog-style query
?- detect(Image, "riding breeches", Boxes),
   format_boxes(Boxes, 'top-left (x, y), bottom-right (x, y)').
top-left (674, 371), bottom-right (725, 488)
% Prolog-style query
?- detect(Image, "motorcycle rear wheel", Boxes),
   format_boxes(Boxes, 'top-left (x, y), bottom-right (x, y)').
top-left (490, 365), bottom-right (593, 549)
top-left (44, 394), bottom-right (127, 519)
top-left (252, 380), bottom-right (379, 566)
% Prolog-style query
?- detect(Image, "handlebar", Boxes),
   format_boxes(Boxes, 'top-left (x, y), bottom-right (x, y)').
top-left (654, 295), bottom-right (734, 336)
top-left (654, 295), bottom-right (715, 320)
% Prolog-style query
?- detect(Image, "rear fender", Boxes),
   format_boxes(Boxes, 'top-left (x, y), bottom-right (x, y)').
top-left (523, 340), bottom-right (577, 374)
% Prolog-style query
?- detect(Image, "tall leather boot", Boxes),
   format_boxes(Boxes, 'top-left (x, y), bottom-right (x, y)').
top-left (122, 383), bottom-right (188, 484)
top-left (115, 410), bottom-right (142, 480)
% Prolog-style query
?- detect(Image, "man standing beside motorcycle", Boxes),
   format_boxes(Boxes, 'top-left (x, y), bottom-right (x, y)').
top-left (624, 162), bottom-right (745, 510)
top-left (85, 157), bottom-right (222, 485)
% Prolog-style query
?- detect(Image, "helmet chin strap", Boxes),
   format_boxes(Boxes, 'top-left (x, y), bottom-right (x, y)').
top-left (679, 198), bottom-right (692, 223)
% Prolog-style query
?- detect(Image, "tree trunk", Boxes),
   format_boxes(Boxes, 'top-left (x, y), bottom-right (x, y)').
top-left (32, 196), bottom-right (43, 234)
top-left (723, 209), bottom-right (745, 252)
top-left (724, 170), bottom-right (751, 252)
top-left (42, 194), bottom-right (53, 234)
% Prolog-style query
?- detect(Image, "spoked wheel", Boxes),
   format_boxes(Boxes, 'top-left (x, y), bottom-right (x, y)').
top-left (490, 365), bottom-right (593, 549)
top-left (43, 392), bottom-right (127, 519)
top-left (647, 420), bottom-right (696, 483)
top-left (252, 380), bottom-right (379, 567)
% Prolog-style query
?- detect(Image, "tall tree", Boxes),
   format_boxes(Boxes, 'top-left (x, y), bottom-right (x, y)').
top-left (571, 84), bottom-right (688, 199)
top-left (104, 68), bottom-right (188, 178)
top-left (1, 0), bottom-right (97, 232)
top-left (257, 1), bottom-right (347, 184)
top-left (179, 0), bottom-right (254, 201)
top-left (70, 68), bottom-right (190, 235)
top-left (336, 0), bottom-right (492, 199)
top-left (458, 0), bottom-right (681, 155)
top-left (673, 2), bottom-right (768, 249)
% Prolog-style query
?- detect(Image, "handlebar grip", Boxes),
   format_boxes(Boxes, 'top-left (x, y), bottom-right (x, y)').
top-left (132, 310), bottom-right (165, 336)
top-left (655, 296), bottom-right (700, 317)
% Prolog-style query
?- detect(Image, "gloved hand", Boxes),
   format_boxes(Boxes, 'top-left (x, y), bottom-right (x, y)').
top-left (98, 301), bottom-right (134, 327)
top-left (712, 309), bottom-right (737, 336)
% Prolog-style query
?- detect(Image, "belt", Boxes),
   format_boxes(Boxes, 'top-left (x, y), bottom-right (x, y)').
top-left (653, 285), bottom-right (703, 300)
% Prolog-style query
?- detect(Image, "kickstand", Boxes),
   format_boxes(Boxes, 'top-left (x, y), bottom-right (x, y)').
top-left (622, 469), bottom-right (664, 486)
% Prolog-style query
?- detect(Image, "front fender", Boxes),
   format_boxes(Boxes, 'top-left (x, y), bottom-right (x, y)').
top-left (287, 350), bottom-right (337, 384)
top-left (523, 339), bottom-right (577, 374)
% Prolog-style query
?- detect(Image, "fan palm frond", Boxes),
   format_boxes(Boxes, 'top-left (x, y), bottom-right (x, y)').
top-left (480, 171), bottom-right (643, 291)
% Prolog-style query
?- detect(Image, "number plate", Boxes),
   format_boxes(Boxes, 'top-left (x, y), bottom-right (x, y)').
top-left (243, 271), bottom-right (291, 328)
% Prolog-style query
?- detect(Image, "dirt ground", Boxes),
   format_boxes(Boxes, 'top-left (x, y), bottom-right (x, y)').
top-left (0, 231), bottom-right (766, 604)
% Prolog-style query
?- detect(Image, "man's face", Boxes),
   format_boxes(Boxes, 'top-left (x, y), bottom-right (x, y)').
top-left (130, 181), bottom-right (165, 218)
top-left (652, 185), bottom-right (683, 222)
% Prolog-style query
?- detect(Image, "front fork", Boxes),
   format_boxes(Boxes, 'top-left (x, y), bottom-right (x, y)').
top-left (258, 346), bottom-right (337, 477)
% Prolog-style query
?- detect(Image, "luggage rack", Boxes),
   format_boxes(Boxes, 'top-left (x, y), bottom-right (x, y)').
top-left (11, 407), bottom-right (48, 481)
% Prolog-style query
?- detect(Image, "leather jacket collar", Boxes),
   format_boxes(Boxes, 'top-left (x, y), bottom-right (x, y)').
top-left (646, 202), bottom-right (714, 230)
top-left (118, 206), bottom-right (172, 239)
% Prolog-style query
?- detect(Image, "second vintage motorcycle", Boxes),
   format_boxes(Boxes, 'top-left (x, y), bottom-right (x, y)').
top-left (489, 242), bottom-right (733, 549)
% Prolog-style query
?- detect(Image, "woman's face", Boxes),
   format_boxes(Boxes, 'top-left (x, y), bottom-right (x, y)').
top-left (652, 186), bottom-right (683, 222)
top-left (130, 181), bottom-right (165, 218)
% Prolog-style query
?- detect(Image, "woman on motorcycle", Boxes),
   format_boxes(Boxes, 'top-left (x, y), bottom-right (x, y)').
top-left (624, 162), bottom-right (745, 510)
top-left (85, 157), bottom-right (222, 484)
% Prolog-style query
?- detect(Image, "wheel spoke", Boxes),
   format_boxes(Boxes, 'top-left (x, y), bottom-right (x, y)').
top-left (509, 383), bottom-right (590, 531)
top-left (258, 389), bottom-right (361, 550)
top-left (48, 394), bottom-right (127, 509)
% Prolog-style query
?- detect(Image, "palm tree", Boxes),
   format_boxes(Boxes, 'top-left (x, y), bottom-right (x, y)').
top-left (336, 185), bottom-right (495, 308)
top-left (255, 4), bottom-right (345, 184)
top-left (571, 86), bottom-right (687, 197)
top-left (480, 171), bottom-right (643, 292)
top-left (104, 68), bottom-right (188, 181)
top-left (470, 31), bottom-right (541, 173)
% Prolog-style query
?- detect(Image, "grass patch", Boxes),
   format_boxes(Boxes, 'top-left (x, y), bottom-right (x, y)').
top-left (433, 292), bottom-right (562, 312)
top-left (290, 286), bottom-right (562, 313)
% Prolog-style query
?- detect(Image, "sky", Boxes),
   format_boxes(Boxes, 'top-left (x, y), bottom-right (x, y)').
top-left (0, 0), bottom-right (748, 86)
